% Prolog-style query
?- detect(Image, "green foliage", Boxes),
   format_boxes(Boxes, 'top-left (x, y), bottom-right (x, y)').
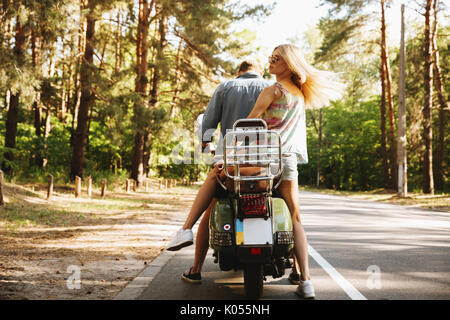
top-left (0, 0), bottom-right (273, 184)
top-left (0, 0), bottom-right (447, 194)
top-left (301, 98), bottom-right (383, 190)
top-left (299, 2), bottom-right (449, 193)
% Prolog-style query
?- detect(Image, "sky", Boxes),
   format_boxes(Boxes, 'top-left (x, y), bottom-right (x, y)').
top-left (235, 0), bottom-right (450, 58)
top-left (237, 0), bottom-right (329, 53)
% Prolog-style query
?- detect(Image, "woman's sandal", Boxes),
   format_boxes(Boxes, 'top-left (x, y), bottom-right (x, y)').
top-left (288, 272), bottom-right (301, 285)
top-left (181, 267), bottom-right (202, 284)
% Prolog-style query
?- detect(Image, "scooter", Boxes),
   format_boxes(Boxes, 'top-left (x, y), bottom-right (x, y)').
top-left (207, 118), bottom-right (294, 299)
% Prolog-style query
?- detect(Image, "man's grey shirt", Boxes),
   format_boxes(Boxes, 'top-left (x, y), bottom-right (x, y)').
top-left (200, 72), bottom-right (271, 156)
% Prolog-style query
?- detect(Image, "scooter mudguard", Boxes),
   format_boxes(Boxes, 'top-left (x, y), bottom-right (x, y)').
top-left (271, 197), bottom-right (294, 256)
top-left (209, 198), bottom-right (234, 250)
top-left (272, 197), bottom-right (292, 232)
top-left (210, 199), bottom-right (233, 233)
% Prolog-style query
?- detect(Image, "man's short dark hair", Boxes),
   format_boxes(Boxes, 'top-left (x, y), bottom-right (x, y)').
top-left (238, 60), bottom-right (263, 74)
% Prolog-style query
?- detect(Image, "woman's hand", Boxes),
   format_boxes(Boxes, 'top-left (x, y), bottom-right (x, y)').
top-left (213, 160), bottom-right (224, 172)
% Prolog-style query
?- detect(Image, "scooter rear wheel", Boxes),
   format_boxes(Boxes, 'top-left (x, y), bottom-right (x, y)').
top-left (244, 263), bottom-right (264, 299)
top-left (218, 252), bottom-right (234, 271)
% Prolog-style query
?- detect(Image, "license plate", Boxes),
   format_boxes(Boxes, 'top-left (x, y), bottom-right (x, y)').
top-left (235, 218), bottom-right (273, 245)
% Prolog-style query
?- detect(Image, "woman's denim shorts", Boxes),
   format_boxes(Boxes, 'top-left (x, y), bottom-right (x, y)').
top-left (280, 153), bottom-right (299, 181)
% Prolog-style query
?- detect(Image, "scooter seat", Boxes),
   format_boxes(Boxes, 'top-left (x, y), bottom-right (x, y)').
top-left (217, 166), bottom-right (279, 193)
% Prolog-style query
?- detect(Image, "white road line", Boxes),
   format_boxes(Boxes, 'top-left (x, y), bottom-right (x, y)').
top-left (308, 244), bottom-right (367, 300)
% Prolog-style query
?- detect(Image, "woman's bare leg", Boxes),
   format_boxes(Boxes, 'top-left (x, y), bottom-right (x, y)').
top-left (291, 253), bottom-right (301, 274)
top-left (182, 167), bottom-right (220, 230)
top-left (278, 180), bottom-right (311, 281)
top-left (190, 200), bottom-right (214, 273)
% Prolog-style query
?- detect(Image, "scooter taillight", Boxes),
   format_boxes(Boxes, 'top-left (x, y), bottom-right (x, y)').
top-left (250, 248), bottom-right (262, 255)
top-left (240, 194), bottom-right (267, 217)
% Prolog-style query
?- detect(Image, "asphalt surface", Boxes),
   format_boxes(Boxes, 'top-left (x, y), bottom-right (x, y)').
top-left (125, 191), bottom-right (450, 300)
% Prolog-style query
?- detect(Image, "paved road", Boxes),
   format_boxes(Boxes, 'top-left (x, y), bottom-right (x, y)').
top-left (125, 191), bottom-right (450, 300)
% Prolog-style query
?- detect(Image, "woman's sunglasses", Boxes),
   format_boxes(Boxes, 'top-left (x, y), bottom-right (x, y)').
top-left (268, 55), bottom-right (282, 64)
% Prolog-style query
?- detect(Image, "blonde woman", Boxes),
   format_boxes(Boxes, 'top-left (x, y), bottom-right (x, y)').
top-left (245, 44), bottom-right (344, 298)
top-left (169, 44), bottom-right (344, 299)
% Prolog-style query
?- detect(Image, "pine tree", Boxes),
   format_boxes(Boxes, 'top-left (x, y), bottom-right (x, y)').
top-left (381, 0), bottom-right (397, 189)
top-left (130, 0), bottom-right (155, 185)
top-left (431, 0), bottom-right (448, 191)
top-left (2, 5), bottom-right (26, 176)
top-left (71, 0), bottom-right (98, 179)
top-left (422, 0), bottom-right (435, 194)
top-left (317, 0), bottom-right (398, 190)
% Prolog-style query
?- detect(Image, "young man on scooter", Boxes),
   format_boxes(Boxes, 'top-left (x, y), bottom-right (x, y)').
top-left (166, 60), bottom-right (303, 287)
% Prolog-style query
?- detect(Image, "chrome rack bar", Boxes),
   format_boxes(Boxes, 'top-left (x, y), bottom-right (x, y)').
top-left (225, 153), bottom-right (280, 158)
top-left (226, 160), bottom-right (279, 165)
top-left (222, 120), bottom-right (283, 196)
top-left (231, 145), bottom-right (279, 149)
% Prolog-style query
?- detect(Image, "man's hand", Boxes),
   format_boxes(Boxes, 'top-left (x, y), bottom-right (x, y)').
top-left (202, 142), bottom-right (215, 155)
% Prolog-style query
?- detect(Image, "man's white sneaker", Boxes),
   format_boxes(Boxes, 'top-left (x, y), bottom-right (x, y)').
top-left (295, 280), bottom-right (316, 299)
top-left (166, 228), bottom-right (193, 251)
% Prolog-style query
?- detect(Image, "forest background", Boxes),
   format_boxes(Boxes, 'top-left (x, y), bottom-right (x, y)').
top-left (0, 0), bottom-right (448, 194)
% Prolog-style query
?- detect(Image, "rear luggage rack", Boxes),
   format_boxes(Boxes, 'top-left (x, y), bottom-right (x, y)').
top-left (218, 119), bottom-right (283, 196)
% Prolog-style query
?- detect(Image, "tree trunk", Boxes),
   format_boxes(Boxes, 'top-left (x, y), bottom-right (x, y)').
top-left (60, 53), bottom-right (67, 122)
top-left (422, 0), bottom-right (434, 194)
top-left (70, 0), bottom-right (97, 180)
top-left (115, 9), bottom-right (121, 73)
top-left (0, 170), bottom-right (4, 205)
top-left (431, 0), bottom-right (447, 191)
top-left (4, 90), bottom-right (10, 112)
top-left (379, 5), bottom-right (390, 189)
top-left (397, 4), bottom-right (407, 197)
top-left (381, 0), bottom-right (397, 189)
top-left (149, 10), bottom-right (167, 106)
top-left (143, 131), bottom-right (152, 176)
top-left (142, 7), bottom-right (167, 178)
top-left (71, 6), bottom-right (85, 146)
top-left (42, 107), bottom-right (51, 167)
top-left (316, 109), bottom-right (322, 188)
top-left (170, 38), bottom-right (183, 118)
top-left (46, 174), bottom-right (53, 200)
top-left (31, 27), bottom-right (44, 167)
top-left (131, 0), bottom-right (152, 185)
top-left (32, 94), bottom-right (43, 166)
top-left (66, 36), bottom-right (74, 118)
top-left (2, 19), bottom-right (25, 176)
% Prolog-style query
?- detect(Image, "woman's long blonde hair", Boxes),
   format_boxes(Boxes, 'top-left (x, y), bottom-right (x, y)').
top-left (275, 44), bottom-right (345, 108)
